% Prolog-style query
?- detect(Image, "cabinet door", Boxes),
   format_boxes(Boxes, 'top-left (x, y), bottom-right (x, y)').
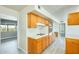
top-left (37, 16), bottom-right (44, 24)
top-left (68, 12), bottom-right (79, 25)
top-left (72, 43), bottom-right (79, 54)
top-left (36, 38), bottom-right (43, 53)
top-left (28, 37), bottom-right (35, 54)
top-left (46, 35), bottom-right (49, 47)
top-left (66, 39), bottom-right (79, 54)
top-left (49, 34), bottom-right (52, 45)
top-left (28, 13), bottom-right (37, 28)
top-left (69, 42), bottom-right (79, 54)
top-left (37, 16), bottom-right (49, 26)
top-left (45, 19), bottom-right (49, 26)
top-left (43, 36), bottom-right (47, 49)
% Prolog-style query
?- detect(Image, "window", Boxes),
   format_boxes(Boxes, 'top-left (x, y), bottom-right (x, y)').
top-left (8, 25), bottom-right (16, 32)
top-left (0, 25), bottom-right (7, 32)
top-left (0, 25), bottom-right (16, 32)
top-left (0, 25), bottom-right (2, 32)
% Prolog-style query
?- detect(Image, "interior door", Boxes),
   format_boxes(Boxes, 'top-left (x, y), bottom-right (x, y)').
top-left (60, 23), bottom-right (65, 37)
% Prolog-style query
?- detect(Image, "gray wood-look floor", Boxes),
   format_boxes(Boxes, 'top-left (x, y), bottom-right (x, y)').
top-left (0, 38), bottom-right (25, 54)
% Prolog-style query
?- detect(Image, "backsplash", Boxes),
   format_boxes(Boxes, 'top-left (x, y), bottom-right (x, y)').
top-left (28, 26), bottom-right (49, 37)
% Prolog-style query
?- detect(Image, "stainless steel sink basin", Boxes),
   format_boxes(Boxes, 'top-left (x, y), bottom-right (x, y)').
top-left (37, 33), bottom-right (45, 36)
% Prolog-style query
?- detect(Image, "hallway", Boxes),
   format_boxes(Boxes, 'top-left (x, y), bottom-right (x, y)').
top-left (43, 37), bottom-right (65, 54)
top-left (0, 38), bottom-right (24, 54)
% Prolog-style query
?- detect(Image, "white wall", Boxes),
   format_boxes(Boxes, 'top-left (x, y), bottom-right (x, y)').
top-left (18, 5), bottom-right (60, 53)
top-left (53, 6), bottom-right (79, 22)
top-left (53, 21), bottom-right (60, 37)
top-left (52, 5), bottom-right (79, 39)
top-left (0, 6), bottom-right (18, 44)
top-left (0, 6), bottom-right (18, 19)
top-left (28, 26), bottom-right (49, 38)
top-left (65, 18), bottom-right (79, 39)
top-left (18, 5), bottom-right (35, 53)
top-left (53, 21), bottom-right (59, 32)
top-left (66, 25), bottom-right (79, 39)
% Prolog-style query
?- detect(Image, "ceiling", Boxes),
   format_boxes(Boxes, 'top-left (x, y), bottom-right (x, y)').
top-left (2, 5), bottom-right (27, 11)
top-left (2, 5), bottom-right (79, 22)
top-left (2, 5), bottom-right (67, 13)
top-left (42, 5), bottom-right (79, 22)
top-left (42, 5), bottom-right (67, 14)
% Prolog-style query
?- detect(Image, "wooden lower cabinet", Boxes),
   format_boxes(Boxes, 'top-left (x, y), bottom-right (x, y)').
top-left (28, 37), bottom-right (42, 54)
top-left (28, 35), bottom-right (53, 54)
top-left (66, 38), bottom-right (79, 54)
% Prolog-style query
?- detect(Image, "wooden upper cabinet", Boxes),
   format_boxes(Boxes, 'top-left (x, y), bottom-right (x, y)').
top-left (28, 13), bottom-right (50, 28)
top-left (68, 12), bottom-right (79, 25)
top-left (37, 16), bottom-right (49, 26)
top-left (45, 19), bottom-right (49, 26)
top-left (37, 16), bottom-right (45, 24)
top-left (28, 13), bottom-right (37, 28)
top-left (37, 16), bottom-right (43, 23)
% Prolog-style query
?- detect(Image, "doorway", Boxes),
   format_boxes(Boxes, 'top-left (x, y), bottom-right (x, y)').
top-left (60, 23), bottom-right (65, 37)
top-left (0, 18), bottom-right (21, 54)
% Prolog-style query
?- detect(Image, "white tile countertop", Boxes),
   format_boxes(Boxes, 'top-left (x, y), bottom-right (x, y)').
top-left (28, 32), bottom-right (53, 39)
top-left (28, 26), bottom-right (50, 39)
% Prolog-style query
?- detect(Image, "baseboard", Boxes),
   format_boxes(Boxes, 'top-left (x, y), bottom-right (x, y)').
top-left (18, 47), bottom-right (26, 54)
